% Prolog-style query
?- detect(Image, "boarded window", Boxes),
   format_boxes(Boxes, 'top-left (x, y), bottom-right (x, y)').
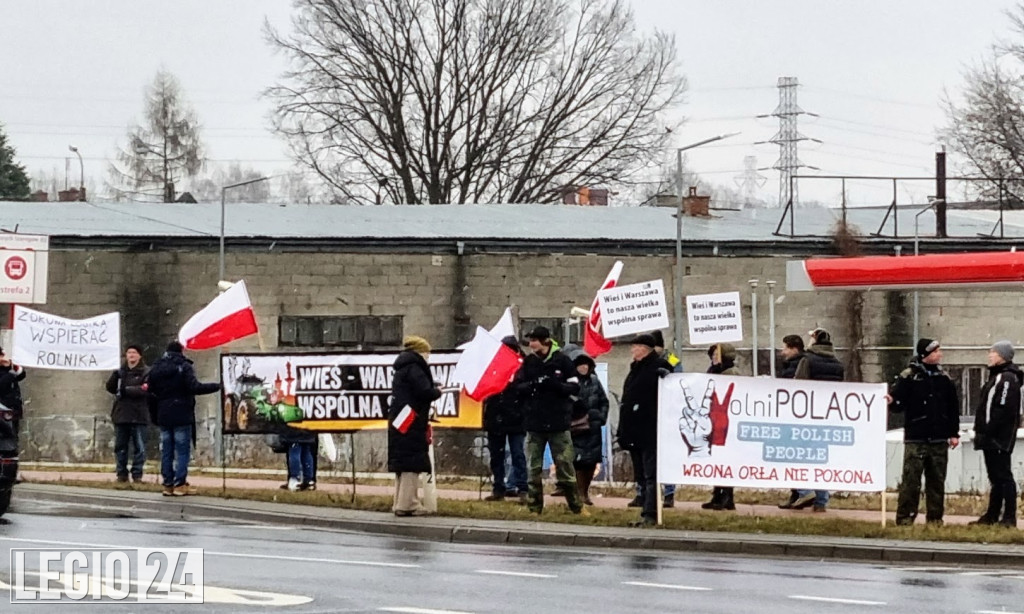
top-left (278, 315), bottom-right (404, 349)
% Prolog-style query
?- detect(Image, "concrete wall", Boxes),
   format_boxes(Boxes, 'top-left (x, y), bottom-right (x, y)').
top-left (15, 245), bottom-right (1024, 490)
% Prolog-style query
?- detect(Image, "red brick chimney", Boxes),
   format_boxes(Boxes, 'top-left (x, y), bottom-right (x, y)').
top-left (683, 186), bottom-right (710, 216)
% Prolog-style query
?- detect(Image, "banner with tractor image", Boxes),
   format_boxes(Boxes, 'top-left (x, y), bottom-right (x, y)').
top-left (221, 351), bottom-right (482, 434)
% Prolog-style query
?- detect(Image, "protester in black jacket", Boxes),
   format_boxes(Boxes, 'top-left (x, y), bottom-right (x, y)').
top-left (514, 326), bottom-right (584, 515)
top-left (0, 347), bottom-right (26, 435)
top-left (483, 336), bottom-right (527, 501)
top-left (789, 329), bottom-right (844, 512)
top-left (146, 341), bottom-right (220, 496)
top-left (388, 336), bottom-right (442, 516)
top-left (105, 345), bottom-right (149, 483)
top-left (971, 340), bottom-right (1023, 527)
top-left (889, 338), bottom-right (960, 525)
top-left (617, 334), bottom-right (671, 526)
top-left (566, 346), bottom-right (608, 506)
top-left (777, 334), bottom-right (805, 509)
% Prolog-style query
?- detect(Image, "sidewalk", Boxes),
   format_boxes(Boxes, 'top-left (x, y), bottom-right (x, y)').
top-left (19, 469), bottom-right (1005, 527)
top-left (13, 480), bottom-right (1024, 568)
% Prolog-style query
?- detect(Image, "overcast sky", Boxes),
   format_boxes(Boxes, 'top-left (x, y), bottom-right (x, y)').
top-left (0, 0), bottom-right (1016, 206)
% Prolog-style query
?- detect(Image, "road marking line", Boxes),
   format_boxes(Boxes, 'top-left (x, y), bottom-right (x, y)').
top-left (976, 610), bottom-right (1024, 614)
top-left (622, 581), bottom-right (712, 591)
top-left (0, 536), bottom-right (420, 569)
top-left (891, 566), bottom-right (958, 571)
top-left (961, 571), bottom-right (1006, 576)
top-left (476, 570), bottom-right (557, 579)
top-left (379, 608), bottom-right (475, 614)
top-left (790, 595), bottom-right (885, 606)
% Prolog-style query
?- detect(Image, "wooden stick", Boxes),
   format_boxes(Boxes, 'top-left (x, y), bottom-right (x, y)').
top-left (880, 488), bottom-right (887, 527)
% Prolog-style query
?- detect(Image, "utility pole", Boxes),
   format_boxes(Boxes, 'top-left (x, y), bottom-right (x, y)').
top-left (935, 148), bottom-right (947, 238)
top-left (733, 156), bottom-right (767, 208)
top-left (759, 77), bottom-right (819, 208)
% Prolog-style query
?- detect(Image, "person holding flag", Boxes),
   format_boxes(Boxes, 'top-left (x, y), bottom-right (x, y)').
top-left (482, 336), bottom-right (528, 502)
top-left (388, 336), bottom-right (442, 517)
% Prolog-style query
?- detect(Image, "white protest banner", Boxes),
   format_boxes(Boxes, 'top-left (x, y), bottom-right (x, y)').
top-left (597, 279), bottom-right (670, 339)
top-left (686, 291), bottom-right (743, 345)
top-left (12, 306), bottom-right (120, 370)
top-left (657, 373), bottom-right (887, 491)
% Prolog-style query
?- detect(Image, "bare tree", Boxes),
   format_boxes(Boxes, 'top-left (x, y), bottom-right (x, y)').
top-left (267, 0), bottom-right (686, 204)
top-left (941, 3), bottom-right (1024, 200)
top-left (108, 70), bottom-right (205, 202)
top-left (191, 163), bottom-right (274, 203)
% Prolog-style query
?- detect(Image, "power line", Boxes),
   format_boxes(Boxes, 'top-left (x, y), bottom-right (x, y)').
top-left (802, 86), bottom-right (936, 109)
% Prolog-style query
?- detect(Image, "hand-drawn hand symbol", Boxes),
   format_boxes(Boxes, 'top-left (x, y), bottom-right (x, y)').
top-left (678, 379), bottom-right (735, 457)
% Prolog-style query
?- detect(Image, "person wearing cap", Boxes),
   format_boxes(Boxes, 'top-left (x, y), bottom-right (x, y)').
top-left (482, 336), bottom-right (527, 502)
top-left (513, 325), bottom-right (586, 516)
top-left (105, 345), bottom-right (151, 483)
top-left (388, 335), bottom-right (443, 516)
top-left (888, 338), bottom-right (960, 526)
top-left (790, 328), bottom-right (844, 512)
top-left (617, 333), bottom-right (671, 526)
top-left (146, 341), bottom-right (221, 497)
top-left (970, 340), bottom-right (1022, 528)
top-left (701, 343), bottom-right (741, 511)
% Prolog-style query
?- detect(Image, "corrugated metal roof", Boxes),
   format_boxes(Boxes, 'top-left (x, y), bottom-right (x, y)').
top-left (0, 201), bottom-right (1021, 242)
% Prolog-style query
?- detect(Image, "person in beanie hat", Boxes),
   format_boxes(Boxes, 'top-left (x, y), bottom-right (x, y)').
top-left (482, 336), bottom-right (527, 502)
top-left (567, 347), bottom-right (609, 506)
top-left (701, 344), bottom-right (742, 511)
top-left (403, 336), bottom-right (431, 355)
top-left (145, 340), bottom-right (221, 496)
top-left (970, 340), bottom-right (1022, 527)
top-left (639, 330), bottom-right (683, 508)
top-left (788, 328), bottom-right (844, 512)
top-left (888, 338), bottom-right (960, 525)
top-left (388, 335), bottom-right (441, 516)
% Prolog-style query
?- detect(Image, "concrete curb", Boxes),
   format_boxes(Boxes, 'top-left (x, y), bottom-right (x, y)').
top-left (15, 485), bottom-right (1024, 567)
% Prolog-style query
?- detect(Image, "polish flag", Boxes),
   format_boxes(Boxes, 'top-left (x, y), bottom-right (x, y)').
top-left (453, 326), bottom-right (523, 402)
top-left (178, 280), bottom-right (259, 350)
top-left (392, 405), bottom-right (417, 434)
top-left (457, 307), bottom-right (515, 350)
top-left (583, 261), bottom-right (623, 357)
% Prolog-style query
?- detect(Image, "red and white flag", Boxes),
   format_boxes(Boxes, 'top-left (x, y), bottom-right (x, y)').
top-left (583, 261), bottom-right (623, 357)
top-left (178, 280), bottom-right (259, 350)
top-left (392, 405), bottom-right (416, 434)
top-left (453, 326), bottom-right (523, 402)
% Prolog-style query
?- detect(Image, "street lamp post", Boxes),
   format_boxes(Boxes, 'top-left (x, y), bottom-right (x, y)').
top-left (673, 132), bottom-right (741, 358)
top-left (912, 199), bottom-right (942, 343)
top-left (68, 145), bottom-right (84, 200)
top-left (220, 177), bottom-right (271, 283)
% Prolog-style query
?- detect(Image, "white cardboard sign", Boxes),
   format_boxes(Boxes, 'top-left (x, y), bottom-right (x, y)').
top-left (686, 291), bottom-right (743, 345)
top-left (657, 373), bottom-right (887, 492)
top-left (597, 279), bottom-right (670, 339)
top-left (12, 306), bottom-right (121, 370)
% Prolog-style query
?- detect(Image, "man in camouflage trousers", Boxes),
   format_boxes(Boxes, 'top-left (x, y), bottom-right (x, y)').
top-left (513, 326), bottom-right (586, 516)
top-left (888, 338), bottom-right (961, 526)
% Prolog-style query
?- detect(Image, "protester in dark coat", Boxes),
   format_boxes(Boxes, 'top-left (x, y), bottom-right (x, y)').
top-left (388, 336), bottom-right (442, 516)
top-left (146, 341), bottom-right (220, 496)
top-left (702, 343), bottom-right (741, 511)
top-left (617, 334), bottom-right (670, 526)
top-left (567, 347), bottom-right (609, 506)
top-left (889, 338), bottom-right (960, 526)
top-left (971, 340), bottom-right (1023, 528)
top-left (790, 329), bottom-right (844, 512)
top-left (0, 347), bottom-right (26, 434)
top-left (776, 334), bottom-right (805, 509)
top-left (514, 326), bottom-right (585, 515)
top-left (483, 336), bottom-right (527, 501)
top-left (105, 345), bottom-right (149, 483)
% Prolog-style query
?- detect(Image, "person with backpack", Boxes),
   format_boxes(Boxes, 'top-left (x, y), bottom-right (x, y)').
top-left (146, 341), bottom-right (221, 497)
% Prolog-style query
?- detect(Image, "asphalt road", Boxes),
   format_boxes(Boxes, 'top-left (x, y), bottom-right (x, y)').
top-left (0, 499), bottom-right (1021, 613)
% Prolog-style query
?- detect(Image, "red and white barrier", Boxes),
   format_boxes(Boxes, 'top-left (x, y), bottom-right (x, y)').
top-left (786, 251), bottom-right (1024, 291)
